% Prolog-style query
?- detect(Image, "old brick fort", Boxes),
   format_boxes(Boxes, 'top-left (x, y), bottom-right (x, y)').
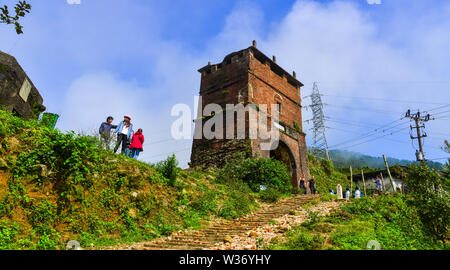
top-left (191, 41), bottom-right (310, 190)
top-left (0, 51), bottom-right (45, 119)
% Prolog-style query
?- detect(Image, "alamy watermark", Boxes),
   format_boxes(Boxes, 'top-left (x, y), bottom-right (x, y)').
top-left (367, 0), bottom-right (382, 5)
top-left (67, 0), bottom-right (81, 4)
top-left (171, 96), bottom-right (282, 151)
top-left (366, 240), bottom-right (381, 250)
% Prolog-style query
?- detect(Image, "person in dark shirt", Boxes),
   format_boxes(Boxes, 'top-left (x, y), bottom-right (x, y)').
top-left (309, 176), bottom-right (317, 195)
top-left (99, 116), bottom-right (117, 149)
top-left (299, 177), bottom-right (307, 194)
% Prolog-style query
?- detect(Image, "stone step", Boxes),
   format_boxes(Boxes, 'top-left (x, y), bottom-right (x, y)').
top-left (123, 195), bottom-right (315, 250)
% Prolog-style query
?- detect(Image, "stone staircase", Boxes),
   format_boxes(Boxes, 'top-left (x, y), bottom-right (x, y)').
top-left (126, 194), bottom-right (317, 250)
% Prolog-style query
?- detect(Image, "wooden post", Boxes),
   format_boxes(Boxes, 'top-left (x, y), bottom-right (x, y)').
top-left (383, 155), bottom-right (396, 193)
top-left (350, 166), bottom-right (353, 194)
top-left (380, 172), bottom-right (386, 191)
top-left (361, 169), bottom-right (367, 196)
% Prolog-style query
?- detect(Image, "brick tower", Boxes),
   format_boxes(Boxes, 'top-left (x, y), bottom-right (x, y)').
top-left (190, 41), bottom-right (310, 190)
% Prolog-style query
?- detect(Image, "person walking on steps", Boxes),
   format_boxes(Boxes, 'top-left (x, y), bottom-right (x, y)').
top-left (114, 115), bottom-right (133, 155)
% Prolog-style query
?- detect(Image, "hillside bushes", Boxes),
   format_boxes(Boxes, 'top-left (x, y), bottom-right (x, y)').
top-left (218, 153), bottom-right (292, 202)
top-left (307, 153), bottom-right (350, 194)
top-left (269, 193), bottom-right (445, 250)
top-left (0, 109), bottom-right (259, 249)
top-left (404, 164), bottom-right (449, 243)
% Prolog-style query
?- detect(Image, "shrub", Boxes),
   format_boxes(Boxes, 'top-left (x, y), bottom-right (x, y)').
top-left (260, 187), bottom-right (284, 203)
top-left (270, 227), bottom-right (325, 250)
top-left (404, 164), bottom-right (450, 243)
top-left (28, 200), bottom-right (57, 227)
top-left (219, 153), bottom-right (291, 194)
top-left (0, 220), bottom-right (19, 249)
top-left (155, 154), bottom-right (180, 186)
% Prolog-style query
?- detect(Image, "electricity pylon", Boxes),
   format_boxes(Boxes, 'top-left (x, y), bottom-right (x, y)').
top-left (305, 82), bottom-right (330, 159)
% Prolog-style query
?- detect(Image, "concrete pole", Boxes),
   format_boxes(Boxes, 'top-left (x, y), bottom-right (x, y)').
top-left (361, 169), bottom-right (367, 196)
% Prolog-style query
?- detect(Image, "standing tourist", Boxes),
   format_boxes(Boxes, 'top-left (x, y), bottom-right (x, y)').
top-left (299, 177), bottom-right (307, 194)
top-left (374, 176), bottom-right (383, 195)
top-left (309, 176), bottom-right (317, 195)
top-left (129, 128), bottom-right (144, 159)
top-left (114, 115), bottom-right (134, 155)
top-left (99, 116), bottom-right (117, 149)
top-left (345, 187), bottom-right (350, 200)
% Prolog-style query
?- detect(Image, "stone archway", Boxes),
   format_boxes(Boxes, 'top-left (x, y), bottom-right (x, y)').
top-left (270, 140), bottom-right (297, 190)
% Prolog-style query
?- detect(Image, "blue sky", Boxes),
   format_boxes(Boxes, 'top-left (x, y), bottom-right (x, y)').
top-left (1, 0), bottom-right (449, 167)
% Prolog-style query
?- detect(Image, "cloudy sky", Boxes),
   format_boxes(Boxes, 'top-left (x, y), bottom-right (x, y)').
top-left (1, 0), bottom-right (449, 167)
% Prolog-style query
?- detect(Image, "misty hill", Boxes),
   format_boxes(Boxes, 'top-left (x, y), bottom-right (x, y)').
top-left (326, 149), bottom-right (446, 170)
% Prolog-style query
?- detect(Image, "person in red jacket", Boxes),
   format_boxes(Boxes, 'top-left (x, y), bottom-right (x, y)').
top-left (129, 128), bottom-right (144, 159)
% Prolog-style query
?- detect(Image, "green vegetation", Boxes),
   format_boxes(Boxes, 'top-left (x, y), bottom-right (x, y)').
top-left (307, 153), bottom-right (350, 194)
top-left (0, 109), bottom-right (259, 250)
top-left (0, 1), bottom-right (32, 34)
top-left (218, 152), bottom-right (292, 203)
top-left (155, 154), bottom-right (179, 187)
top-left (269, 194), bottom-right (448, 250)
top-left (404, 164), bottom-right (449, 243)
top-left (268, 161), bottom-right (449, 250)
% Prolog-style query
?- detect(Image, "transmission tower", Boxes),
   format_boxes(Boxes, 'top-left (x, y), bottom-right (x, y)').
top-left (306, 82), bottom-right (330, 159)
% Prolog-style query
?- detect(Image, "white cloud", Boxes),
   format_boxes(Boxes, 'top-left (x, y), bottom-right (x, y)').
top-left (207, 0), bottom-right (450, 161)
top-left (60, 71), bottom-right (194, 166)
top-left (44, 0), bottom-right (450, 164)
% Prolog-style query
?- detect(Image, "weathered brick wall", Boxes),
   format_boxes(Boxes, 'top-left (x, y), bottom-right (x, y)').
top-left (0, 51), bottom-right (45, 119)
top-left (190, 138), bottom-right (250, 169)
top-left (247, 48), bottom-right (310, 186)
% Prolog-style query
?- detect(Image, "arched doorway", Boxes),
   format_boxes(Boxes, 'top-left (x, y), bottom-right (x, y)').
top-left (270, 141), bottom-right (297, 189)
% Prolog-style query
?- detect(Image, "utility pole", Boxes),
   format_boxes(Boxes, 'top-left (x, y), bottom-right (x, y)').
top-left (405, 110), bottom-right (432, 163)
top-left (305, 82), bottom-right (330, 159)
top-left (383, 154), bottom-right (396, 193)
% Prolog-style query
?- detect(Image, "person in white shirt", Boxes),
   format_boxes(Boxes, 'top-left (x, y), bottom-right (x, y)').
top-left (113, 115), bottom-right (134, 154)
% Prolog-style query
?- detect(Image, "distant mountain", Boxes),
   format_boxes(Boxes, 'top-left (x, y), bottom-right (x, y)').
top-left (310, 149), bottom-right (446, 170)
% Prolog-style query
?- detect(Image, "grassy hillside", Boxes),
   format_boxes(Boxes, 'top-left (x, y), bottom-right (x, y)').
top-left (0, 110), bottom-right (260, 249)
top-left (267, 162), bottom-right (449, 250)
top-left (267, 194), bottom-right (447, 250)
top-left (307, 153), bottom-right (350, 194)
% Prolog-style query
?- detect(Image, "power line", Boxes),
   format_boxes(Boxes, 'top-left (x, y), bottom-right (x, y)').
top-left (324, 103), bottom-right (404, 115)
top-left (146, 137), bottom-right (192, 146)
top-left (322, 94), bottom-right (449, 106)
top-left (431, 110), bottom-right (450, 116)
top-left (147, 147), bottom-right (191, 159)
top-left (427, 157), bottom-right (450, 161)
top-left (424, 104), bottom-right (450, 113)
top-left (327, 119), bottom-right (407, 148)
top-left (329, 126), bottom-right (410, 150)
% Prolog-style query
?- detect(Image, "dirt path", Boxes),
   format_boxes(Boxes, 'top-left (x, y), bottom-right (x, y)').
top-left (103, 195), bottom-right (342, 250)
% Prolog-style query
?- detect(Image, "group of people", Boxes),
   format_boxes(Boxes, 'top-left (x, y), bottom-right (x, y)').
top-left (299, 176), bottom-right (317, 195)
top-left (328, 175), bottom-right (385, 199)
top-left (329, 186), bottom-right (363, 199)
top-left (98, 115), bottom-right (145, 159)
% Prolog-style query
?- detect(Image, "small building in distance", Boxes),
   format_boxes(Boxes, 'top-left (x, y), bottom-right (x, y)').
top-left (190, 41), bottom-right (310, 191)
top-left (351, 167), bottom-right (407, 193)
top-left (0, 51), bottom-right (45, 119)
